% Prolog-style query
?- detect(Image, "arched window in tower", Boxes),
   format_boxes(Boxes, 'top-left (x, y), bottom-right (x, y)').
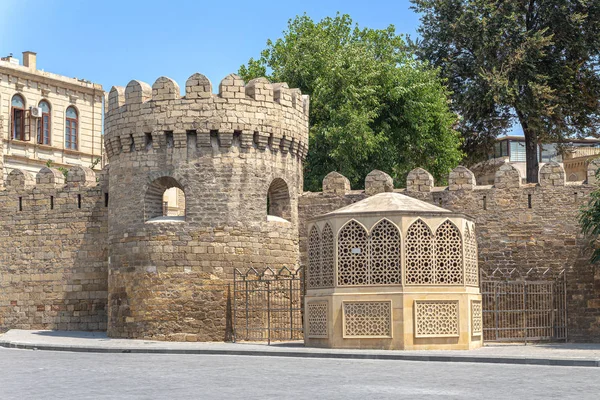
top-left (405, 219), bottom-right (434, 285)
top-left (435, 220), bottom-right (463, 284)
top-left (308, 226), bottom-right (322, 289)
top-left (337, 220), bottom-right (368, 286)
top-left (369, 219), bottom-right (401, 285)
top-left (11, 94), bottom-right (26, 141)
top-left (37, 100), bottom-right (51, 145)
top-left (145, 176), bottom-right (186, 222)
top-left (267, 178), bottom-right (291, 222)
top-left (65, 106), bottom-right (78, 150)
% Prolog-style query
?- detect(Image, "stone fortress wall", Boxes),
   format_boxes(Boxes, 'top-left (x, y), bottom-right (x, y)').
top-left (0, 163), bottom-right (108, 332)
top-left (299, 162), bottom-right (600, 341)
top-left (1, 71), bottom-right (600, 341)
top-left (103, 73), bottom-right (309, 340)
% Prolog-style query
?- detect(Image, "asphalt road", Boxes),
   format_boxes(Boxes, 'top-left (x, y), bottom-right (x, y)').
top-left (1, 347), bottom-right (598, 399)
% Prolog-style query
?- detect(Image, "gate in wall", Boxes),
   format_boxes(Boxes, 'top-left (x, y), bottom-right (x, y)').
top-left (480, 268), bottom-right (567, 342)
top-left (232, 266), bottom-right (304, 343)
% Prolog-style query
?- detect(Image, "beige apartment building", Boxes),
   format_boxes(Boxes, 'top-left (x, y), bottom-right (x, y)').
top-left (0, 51), bottom-right (103, 178)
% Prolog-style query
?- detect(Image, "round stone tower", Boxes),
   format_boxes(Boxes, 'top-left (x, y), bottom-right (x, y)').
top-left (104, 73), bottom-right (309, 340)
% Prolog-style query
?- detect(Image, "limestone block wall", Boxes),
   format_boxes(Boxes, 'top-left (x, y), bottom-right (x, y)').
top-left (104, 73), bottom-right (309, 340)
top-left (0, 166), bottom-right (108, 332)
top-left (299, 163), bottom-right (600, 341)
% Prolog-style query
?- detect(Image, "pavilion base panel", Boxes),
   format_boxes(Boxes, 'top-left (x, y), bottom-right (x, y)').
top-left (304, 291), bottom-right (483, 350)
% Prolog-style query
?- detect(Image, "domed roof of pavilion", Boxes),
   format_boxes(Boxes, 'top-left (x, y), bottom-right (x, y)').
top-left (325, 192), bottom-right (451, 216)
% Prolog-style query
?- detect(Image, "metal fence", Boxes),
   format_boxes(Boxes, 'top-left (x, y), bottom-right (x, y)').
top-left (233, 266), bottom-right (304, 344)
top-left (480, 268), bottom-right (567, 343)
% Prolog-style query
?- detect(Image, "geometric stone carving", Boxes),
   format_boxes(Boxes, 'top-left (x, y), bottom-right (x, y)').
top-left (365, 170), bottom-right (394, 196)
top-left (321, 223), bottom-right (335, 287)
top-left (435, 220), bottom-right (463, 284)
top-left (307, 302), bottom-right (328, 338)
top-left (471, 300), bottom-right (482, 336)
top-left (464, 224), bottom-right (479, 286)
top-left (337, 220), bottom-right (369, 286)
top-left (343, 301), bottom-right (392, 338)
top-left (405, 219), bottom-right (435, 285)
top-left (369, 219), bottom-right (401, 285)
top-left (414, 300), bottom-right (459, 337)
top-left (308, 225), bottom-right (322, 289)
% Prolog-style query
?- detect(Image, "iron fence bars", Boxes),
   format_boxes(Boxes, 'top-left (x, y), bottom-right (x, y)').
top-left (480, 268), bottom-right (567, 343)
top-left (233, 266), bottom-right (304, 344)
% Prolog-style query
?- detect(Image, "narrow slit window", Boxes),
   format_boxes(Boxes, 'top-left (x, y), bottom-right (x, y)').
top-left (528, 194), bottom-right (532, 209)
top-left (145, 132), bottom-right (153, 150)
top-left (50, 196), bottom-right (54, 210)
top-left (104, 193), bottom-right (109, 207)
top-left (18, 197), bottom-right (23, 212)
top-left (483, 196), bottom-right (487, 210)
top-left (165, 131), bottom-right (174, 148)
top-left (77, 194), bottom-right (82, 209)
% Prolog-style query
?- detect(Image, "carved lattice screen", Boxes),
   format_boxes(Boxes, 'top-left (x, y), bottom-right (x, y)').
top-left (337, 221), bottom-right (368, 285)
top-left (405, 220), bottom-right (434, 284)
top-left (307, 302), bottom-right (328, 338)
top-left (471, 300), bottom-right (482, 336)
top-left (308, 226), bottom-right (322, 288)
top-left (343, 301), bottom-right (392, 337)
top-left (321, 224), bottom-right (335, 287)
top-left (435, 221), bottom-right (463, 284)
top-left (464, 224), bottom-right (479, 286)
top-left (369, 219), bottom-right (401, 285)
top-left (414, 300), bottom-right (459, 337)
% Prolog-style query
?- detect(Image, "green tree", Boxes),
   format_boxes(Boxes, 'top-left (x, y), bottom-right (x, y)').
top-left (580, 169), bottom-right (600, 263)
top-left (412, 0), bottom-right (600, 183)
top-left (239, 14), bottom-right (463, 191)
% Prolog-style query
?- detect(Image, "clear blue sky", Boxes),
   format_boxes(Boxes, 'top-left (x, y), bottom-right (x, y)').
top-left (1, 0), bottom-right (522, 135)
top-left (1, 0), bottom-right (421, 91)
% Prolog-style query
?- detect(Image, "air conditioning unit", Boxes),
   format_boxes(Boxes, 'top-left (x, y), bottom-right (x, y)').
top-left (30, 107), bottom-right (43, 118)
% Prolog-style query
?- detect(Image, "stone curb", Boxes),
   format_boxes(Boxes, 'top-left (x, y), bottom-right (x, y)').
top-left (1, 340), bottom-right (598, 368)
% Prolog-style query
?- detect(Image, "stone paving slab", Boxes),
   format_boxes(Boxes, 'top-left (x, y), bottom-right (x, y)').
top-left (1, 329), bottom-right (599, 367)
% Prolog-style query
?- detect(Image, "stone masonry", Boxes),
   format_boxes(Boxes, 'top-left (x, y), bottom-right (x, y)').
top-left (103, 73), bottom-right (309, 340)
top-left (299, 163), bottom-right (600, 341)
top-left (2, 70), bottom-right (600, 342)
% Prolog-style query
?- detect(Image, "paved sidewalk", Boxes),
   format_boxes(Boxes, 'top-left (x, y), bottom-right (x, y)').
top-left (1, 329), bottom-right (599, 367)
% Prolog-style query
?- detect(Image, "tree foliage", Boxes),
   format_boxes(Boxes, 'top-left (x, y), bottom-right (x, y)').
top-left (412, 0), bottom-right (600, 183)
top-left (239, 14), bottom-right (463, 191)
top-left (580, 169), bottom-right (600, 264)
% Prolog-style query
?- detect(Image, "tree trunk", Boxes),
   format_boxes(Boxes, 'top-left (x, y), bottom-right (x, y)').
top-left (516, 110), bottom-right (539, 183)
top-left (524, 129), bottom-right (539, 183)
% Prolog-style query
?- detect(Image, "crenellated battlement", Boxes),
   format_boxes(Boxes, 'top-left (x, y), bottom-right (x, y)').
top-left (3, 165), bottom-right (107, 197)
top-left (316, 161), bottom-right (598, 198)
top-left (104, 73), bottom-right (310, 161)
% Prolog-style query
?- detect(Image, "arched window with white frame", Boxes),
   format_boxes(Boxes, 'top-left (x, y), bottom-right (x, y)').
top-left (37, 100), bottom-right (51, 145)
top-left (11, 94), bottom-right (26, 141)
top-left (65, 106), bottom-right (78, 150)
